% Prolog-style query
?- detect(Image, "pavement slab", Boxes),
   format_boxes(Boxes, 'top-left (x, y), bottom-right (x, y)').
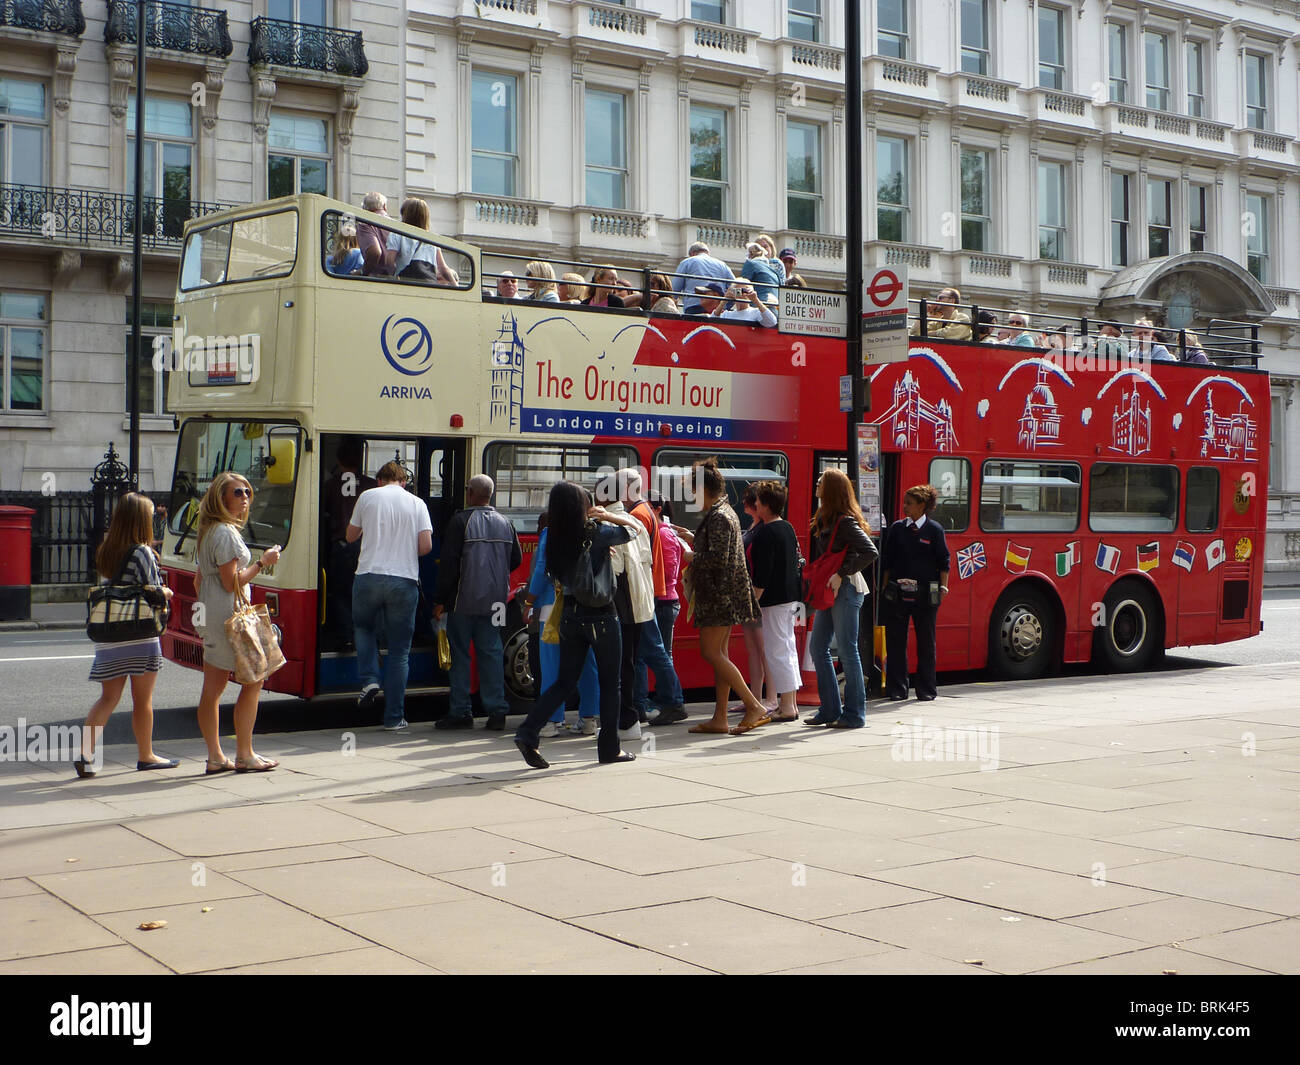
top-left (205, 946), bottom-right (444, 975)
top-left (124, 802), bottom-right (398, 857)
top-left (1102, 857), bottom-right (1300, 916)
top-left (1031, 946), bottom-right (1271, 975)
top-left (1063, 897), bottom-right (1281, 944)
top-left (348, 826), bottom-right (558, 875)
top-left (226, 855), bottom-right (475, 916)
top-left (1176, 919), bottom-right (1300, 975)
top-left (32, 859), bottom-right (258, 915)
top-left (1106, 824), bottom-right (1300, 875)
top-left (0, 823), bottom-right (180, 875)
top-left (0, 943), bottom-right (174, 975)
top-left (772, 947), bottom-right (993, 975)
top-left (1, 891), bottom-right (124, 961)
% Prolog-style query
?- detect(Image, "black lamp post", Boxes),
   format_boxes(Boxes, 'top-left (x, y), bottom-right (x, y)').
top-left (846, 0), bottom-right (866, 472)
top-left (127, 0), bottom-right (147, 489)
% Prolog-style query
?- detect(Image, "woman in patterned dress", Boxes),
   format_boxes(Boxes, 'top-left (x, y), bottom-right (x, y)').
top-left (75, 493), bottom-right (176, 777)
top-left (686, 458), bottom-right (772, 736)
top-left (193, 472), bottom-right (282, 773)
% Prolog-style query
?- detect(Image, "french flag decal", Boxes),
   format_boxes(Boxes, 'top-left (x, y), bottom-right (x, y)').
top-left (1172, 542), bottom-right (1195, 572)
top-left (1095, 543), bottom-right (1120, 574)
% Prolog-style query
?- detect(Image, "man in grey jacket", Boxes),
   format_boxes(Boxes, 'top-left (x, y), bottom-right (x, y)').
top-left (434, 474), bottom-right (523, 730)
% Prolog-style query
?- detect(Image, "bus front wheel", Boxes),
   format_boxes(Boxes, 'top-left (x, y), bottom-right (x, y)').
top-left (502, 621), bottom-right (536, 711)
top-left (987, 585), bottom-right (1056, 680)
top-left (1094, 580), bottom-right (1163, 673)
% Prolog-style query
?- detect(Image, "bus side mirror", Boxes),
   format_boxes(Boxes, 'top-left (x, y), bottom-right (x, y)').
top-left (267, 438), bottom-right (296, 485)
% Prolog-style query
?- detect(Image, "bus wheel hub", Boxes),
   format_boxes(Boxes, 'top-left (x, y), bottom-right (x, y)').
top-left (1001, 608), bottom-right (1042, 659)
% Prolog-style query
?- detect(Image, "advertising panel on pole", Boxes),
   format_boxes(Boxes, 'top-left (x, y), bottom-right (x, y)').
top-left (839, 374), bottom-right (852, 412)
top-left (857, 422), bottom-right (882, 532)
top-left (861, 266), bottom-right (910, 367)
top-left (779, 287), bottom-right (847, 337)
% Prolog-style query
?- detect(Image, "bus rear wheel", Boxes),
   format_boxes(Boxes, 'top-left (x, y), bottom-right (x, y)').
top-left (988, 585), bottom-right (1056, 680)
top-left (1094, 580), bottom-right (1163, 673)
top-left (502, 623), bottom-right (536, 711)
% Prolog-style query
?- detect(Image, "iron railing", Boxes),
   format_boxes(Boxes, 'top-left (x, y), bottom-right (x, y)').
top-left (249, 16), bottom-right (368, 77)
top-left (0, 183), bottom-right (232, 248)
top-left (103, 0), bottom-right (232, 58)
top-left (0, 0), bottom-right (85, 35)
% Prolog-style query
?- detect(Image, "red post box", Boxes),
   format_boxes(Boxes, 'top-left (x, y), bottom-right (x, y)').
top-left (0, 505), bottom-right (35, 621)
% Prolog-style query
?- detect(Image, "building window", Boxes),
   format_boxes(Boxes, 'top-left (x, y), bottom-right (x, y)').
top-left (689, 104), bottom-right (728, 220)
top-left (1189, 184), bottom-right (1208, 252)
top-left (1148, 178), bottom-right (1171, 258)
top-left (960, 0), bottom-right (990, 76)
top-left (1145, 32), bottom-right (1170, 111)
top-left (960, 148), bottom-right (991, 251)
top-left (876, 135), bottom-right (908, 242)
top-left (878, 0), bottom-right (908, 59)
top-left (1108, 23), bottom-right (1128, 102)
top-left (267, 113), bottom-right (330, 198)
top-left (1038, 6), bottom-right (1066, 90)
top-left (1038, 161), bottom-right (1066, 261)
top-left (1, 292), bottom-right (46, 413)
top-left (1245, 53), bottom-right (1268, 130)
top-left (0, 77), bottom-right (47, 186)
top-left (126, 301), bottom-right (174, 417)
top-left (471, 71), bottom-right (519, 197)
top-left (127, 95), bottom-right (194, 237)
top-left (1186, 41), bottom-right (1205, 118)
top-left (1245, 193), bottom-right (1269, 283)
top-left (1270, 395), bottom-right (1283, 491)
top-left (1110, 172), bottom-right (1130, 267)
top-left (585, 89), bottom-right (627, 210)
top-left (786, 120), bottom-right (822, 232)
top-left (789, 0), bottom-right (820, 42)
top-left (692, 1), bottom-right (725, 23)
top-left (268, 0), bottom-right (327, 24)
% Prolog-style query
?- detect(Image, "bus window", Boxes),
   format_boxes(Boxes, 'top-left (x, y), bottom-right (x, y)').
top-left (180, 209), bottom-right (298, 291)
top-left (169, 419), bottom-right (303, 553)
top-left (979, 461), bottom-right (1080, 532)
top-left (364, 439), bottom-right (417, 481)
top-left (322, 210), bottom-right (473, 289)
top-left (653, 448), bottom-right (789, 534)
top-left (1186, 467), bottom-right (1219, 532)
top-left (929, 457), bottom-right (970, 532)
top-left (1089, 463), bottom-right (1178, 533)
top-left (484, 441), bottom-right (639, 533)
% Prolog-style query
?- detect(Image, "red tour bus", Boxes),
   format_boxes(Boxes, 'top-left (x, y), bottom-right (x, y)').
top-left (157, 196), bottom-right (1268, 702)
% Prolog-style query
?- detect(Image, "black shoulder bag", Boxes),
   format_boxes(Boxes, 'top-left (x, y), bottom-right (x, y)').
top-left (567, 528), bottom-right (615, 609)
top-left (86, 548), bottom-right (170, 643)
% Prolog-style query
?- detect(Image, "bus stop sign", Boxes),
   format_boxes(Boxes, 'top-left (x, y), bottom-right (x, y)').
top-left (862, 266), bottom-right (909, 366)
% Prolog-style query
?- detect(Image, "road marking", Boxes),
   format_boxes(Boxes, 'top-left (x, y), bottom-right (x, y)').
top-left (0, 654), bottom-right (94, 663)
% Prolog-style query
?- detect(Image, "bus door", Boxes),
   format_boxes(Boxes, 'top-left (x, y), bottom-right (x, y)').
top-left (315, 433), bottom-right (466, 697)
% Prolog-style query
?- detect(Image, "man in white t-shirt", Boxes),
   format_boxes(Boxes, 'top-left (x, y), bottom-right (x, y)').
top-left (346, 460), bottom-right (433, 730)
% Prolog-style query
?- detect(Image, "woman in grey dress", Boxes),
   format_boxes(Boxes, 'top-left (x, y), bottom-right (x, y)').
top-left (194, 472), bottom-right (282, 773)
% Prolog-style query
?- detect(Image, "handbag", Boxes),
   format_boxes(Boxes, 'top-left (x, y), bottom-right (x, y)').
top-left (802, 516), bottom-right (846, 612)
top-left (86, 548), bottom-right (170, 643)
top-left (567, 530), bottom-right (615, 609)
top-left (681, 564), bottom-right (697, 623)
top-left (542, 586), bottom-right (563, 644)
top-left (435, 617), bottom-right (452, 671)
top-left (223, 579), bottom-right (286, 685)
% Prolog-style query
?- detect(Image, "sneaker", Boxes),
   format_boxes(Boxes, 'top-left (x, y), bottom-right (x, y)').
top-left (383, 719), bottom-right (409, 732)
top-left (618, 722), bottom-right (642, 740)
top-left (539, 722), bottom-right (560, 738)
top-left (435, 715), bottom-right (474, 730)
top-left (648, 705), bottom-right (689, 726)
top-left (357, 684), bottom-right (380, 710)
top-left (570, 718), bottom-right (598, 736)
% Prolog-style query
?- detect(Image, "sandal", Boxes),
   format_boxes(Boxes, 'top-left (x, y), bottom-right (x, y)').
top-left (688, 723), bottom-right (731, 735)
top-left (769, 711), bottom-right (800, 722)
top-left (205, 758), bottom-right (237, 775)
top-left (73, 757), bottom-right (96, 779)
top-left (234, 756), bottom-right (279, 773)
top-left (730, 715), bottom-right (772, 736)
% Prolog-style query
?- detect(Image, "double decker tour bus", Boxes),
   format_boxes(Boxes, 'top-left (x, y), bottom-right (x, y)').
top-left (156, 194), bottom-right (847, 702)
top-left (157, 194), bottom-right (1269, 701)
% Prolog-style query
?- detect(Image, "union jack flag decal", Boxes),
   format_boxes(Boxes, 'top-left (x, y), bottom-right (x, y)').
top-left (957, 542), bottom-right (986, 580)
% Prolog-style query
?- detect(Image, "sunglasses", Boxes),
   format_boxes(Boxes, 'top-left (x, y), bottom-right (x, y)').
top-left (230, 487), bottom-right (251, 499)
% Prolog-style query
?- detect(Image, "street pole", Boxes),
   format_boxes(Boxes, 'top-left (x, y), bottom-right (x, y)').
top-left (128, 0), bottom-right (147, 489)
top-left (845, 0), bottom-right (865, 474)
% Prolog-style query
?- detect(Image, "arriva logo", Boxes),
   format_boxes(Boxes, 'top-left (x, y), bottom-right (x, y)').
top-left (380, 314), bottom-right (433, 376)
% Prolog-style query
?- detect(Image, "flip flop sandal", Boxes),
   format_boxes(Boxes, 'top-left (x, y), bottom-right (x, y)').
top-left (205, 759), bottom-right (237, 775)
top-left (235, 757), bottom-right (279, 773)
top-left (688, 723), bottom-right (731, 735)
top-left (730, 716), bottom-right (772, 736)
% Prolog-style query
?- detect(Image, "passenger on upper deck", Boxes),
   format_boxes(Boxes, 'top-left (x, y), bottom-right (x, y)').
top-left (558, 273), bottom-right (588, 303)
top-left (673, 242), bottom-right (735, 313)
top-left (583, 265), bottom-right (637, 309)
top-left (524, 261), bottom-right (559, 302)
top-left (1001, 311), bottom-right (1037, 347)
top-left (648, 273), bottom-right (680, 314)
top-left (740, 242), bottom-right (782, 305)
top-left (357, 191), bottom-right (393, 276)
top-left (326, 223), bottom-right (363, 276)
top-left (495, 271), bottom-right (520, 299)
top-left (1181, 330), bottom-right (1212, 365)
top-left (909, 287), bottom-right (973, 341)
top-left (716, 283), bottom-right (777, 328)
top-left (381, 197), bottom-right (459, 285)
top-left (1133, 318), bottom-right (1176, 362)
top-left (1095, 322), bottom-right (1129, 362)
top-left (974, 310), bottom-right (999, 343)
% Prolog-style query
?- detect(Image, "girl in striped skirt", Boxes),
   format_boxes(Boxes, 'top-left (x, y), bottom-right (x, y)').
top-left (75, 493), bottom-right (177, 777)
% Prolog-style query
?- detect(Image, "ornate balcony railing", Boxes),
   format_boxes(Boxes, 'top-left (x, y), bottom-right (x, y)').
top-left (0, 183), bottom-right (232, 248)
top-left (249, 16), bottom-right (368, 77)
top-left (0, 0), bottom-right (84, 35)
top-left (104, 0), bottom-right (232, 59)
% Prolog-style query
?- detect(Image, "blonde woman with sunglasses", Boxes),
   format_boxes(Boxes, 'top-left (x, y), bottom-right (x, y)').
top-left (193, 472), bottom-right (282, 773)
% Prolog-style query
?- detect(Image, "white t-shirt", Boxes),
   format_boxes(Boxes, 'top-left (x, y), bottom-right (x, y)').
top-left (385, 232), bottom-right (438, 276)
top-left (349, 483), bottom-right (432, 581)
top-left (721, 304), bottom-right (777, 327)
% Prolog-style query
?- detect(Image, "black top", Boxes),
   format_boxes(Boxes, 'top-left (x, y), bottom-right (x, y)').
top-left (556, 521), bottom-right (634, 615)
top-left (810, 514), bottom-right (879, 577)
top-left (748, 520), bottom-right (802, 607)
top-left (881, 517), bottom-right (950, 584)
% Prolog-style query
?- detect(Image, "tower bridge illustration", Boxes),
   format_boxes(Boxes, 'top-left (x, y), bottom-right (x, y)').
top-left (875, 369), bottom-right (958, 452)
top-left (489, 313), bottom-right (525, 430)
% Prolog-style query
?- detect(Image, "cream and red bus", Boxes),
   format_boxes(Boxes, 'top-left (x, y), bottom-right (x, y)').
top-left (157, 194), bottom-right (1269, 704)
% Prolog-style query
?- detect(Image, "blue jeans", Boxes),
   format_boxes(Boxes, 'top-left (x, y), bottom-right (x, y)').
top-left (633, 606), bottom-right (684, 712)
top-left (810, 581), bottom-right (867, 726)
top-left (352, 573), bottom-right (419, 727)
top-left (517, 611), bottom-right (623, 762)
top-left (448, 611), bottom-right (508, 718)
top-left (539, 639), bottom-right (600, 722)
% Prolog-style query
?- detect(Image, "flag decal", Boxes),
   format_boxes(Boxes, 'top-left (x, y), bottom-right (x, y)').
top-left (1172, 541), bottom-right (1195, 572)
top-left (1137, 542), bottom-right (1159, 572)
top-left (957, 542), bottom-right (986, 580)
top-left (1005, 541), bottom-right (1031, 574)
top-left (1055, 541), bottom-right (1080, 577)
top-left (1206, 539), bottom-right (1226, 571)
top-left (1095, 543), bottom-right (1120, 574)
